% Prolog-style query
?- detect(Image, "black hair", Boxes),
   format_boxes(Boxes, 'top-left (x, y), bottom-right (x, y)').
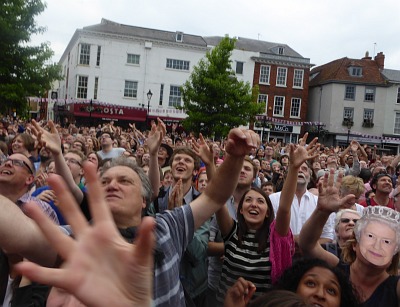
top-left (274, 258), bottom-right (360, 307)
top-left (358, 168), bottom-right (372, 184)
top-left (369, 172), bottom-right (392, 193)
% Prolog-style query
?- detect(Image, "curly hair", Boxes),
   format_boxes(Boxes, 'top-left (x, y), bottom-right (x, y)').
top-left (274, 258), bottom-right (360, 307)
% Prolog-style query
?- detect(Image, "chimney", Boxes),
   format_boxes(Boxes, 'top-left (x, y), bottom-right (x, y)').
top-left (362, 51), bottom-right (372, 60)
top-left (374, 52), bottom-right (385, 69)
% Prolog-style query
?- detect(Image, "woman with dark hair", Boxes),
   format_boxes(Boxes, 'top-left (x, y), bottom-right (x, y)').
top-left (215, 139), bottom-right (319, 303)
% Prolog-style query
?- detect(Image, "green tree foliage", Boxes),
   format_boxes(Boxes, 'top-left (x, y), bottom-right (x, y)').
top-left (0, 0), bottom-right (61, 115)
top-left (180, 36), bottom-right (264, 138)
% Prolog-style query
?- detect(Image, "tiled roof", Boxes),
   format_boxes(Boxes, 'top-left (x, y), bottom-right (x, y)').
top-left (82, 18), bottom-right (207, 47)
top-left (203, 36), bottom-right (304, 58)
top-left (309, 57), bottom-right (387, 87)
top-left (381, 69), bottom-right (400, 82)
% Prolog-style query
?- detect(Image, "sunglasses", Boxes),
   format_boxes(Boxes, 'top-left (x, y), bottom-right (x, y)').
top-left (1, 158), bottom-right (34, 174)
top-left (340, 218), bottom-right (359, 224)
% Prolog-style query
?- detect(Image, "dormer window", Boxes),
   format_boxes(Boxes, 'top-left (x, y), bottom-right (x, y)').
top-left (176, 32), bottom-right (183, 42)
top-left (278, 46), bottom-right (284, 55)
top-left (349, 66), bottom-right (362, 77)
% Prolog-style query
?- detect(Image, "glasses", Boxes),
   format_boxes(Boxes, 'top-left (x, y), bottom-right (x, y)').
top-left (101, 135), bottom-right (111, 139)
top-left (64, 158), bottom-right (82, 167)
top-left (1, 158), bottom-right (34, 174)
top-left (340, 218), bottom-right (359, 224)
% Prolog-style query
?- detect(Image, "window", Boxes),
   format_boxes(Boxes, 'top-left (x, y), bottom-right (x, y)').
top-left (363, 109), bottom-right (374, 121)
top-left (273, 96), bottom-right (285, 116)
top-left (293, 69), bottom-right (304, 88)
top-left (77, 76), bottom-right (88, 99)
top-left (278, 46), bottom-right (284, 55)
top-left (94, 77), bottom-right (99, 100)
top-left (258, 94), bottom-right (268, 112)
top-left (159, 84), bottom-right (164, 106)
top-left (166, 59), bottom-right (189, 71)
top-left (124, 81), bottom-right (138, 98)
top-left (259, 65), bottom-right (270, 84)
top-left (397, 87), bottom-right (400, 103)
top-left (169, 85), bottom-right (181, 107)
top-left (290, 98), bottom-right (301, 117)
top-left (349, 67), bottom-right (362, 77)
top-left (236, 61), bottom-right (244, 74)
top-left (127, 54), bottom-right (140, 65)
top-left (364, 87), bottom-right (375, 102)
top-left (96, 46), bottom-right (101, 66)
top-left (395, 113), bottom-right (400, 134)
top-left (343, 107), bottom-right (354, 120)
top-left (345, 85), bottom-right (355, 100)
top-left (276, 67), bottom-right (287, 86)
top-left (79, 44), bottom-right (90, 65)
top-left (176, 32), bottom-right (183, 42)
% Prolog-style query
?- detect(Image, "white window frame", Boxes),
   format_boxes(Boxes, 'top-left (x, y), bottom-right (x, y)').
top-left (395, 112), bottom-right (400, 134)
top-left (166, 59), bottom-right (189, 71)
top-left (276, 67), bottom-right (287, 87)
top-left (96, 46), bottom-right (101, 67)
top-left (345, 85), bottom-right (355, 100)
top-left (94, 77), bottom-right (99, 100)
top-left (364, 87), bottom-right (375, 102)
top-left (127, 53), bottom-right (140, 65)
top-left (76, 76), bottom-right (88, 99)
top-left (290, 98), bottom-right (301, 118)
top-left (397, 87), bottom-right (400, 104)
top-left (343, 107), bottom-right (354, 120)
top-left (124, 81), bottom-right (138, 98)
top-left (235, 61), bottom-right (244, 74)
top-left (363, 109), bottom-right (374, 120)
top-left (258, 94), bottom-right (268, 112)
top-left (293, 69), bottom-right (304, 88)
top-left (273, 96), bottom-right (285, 116)
top-left (259, 65), bottom-right (270, 84)
top-left (169, 85), bottom-right (182, 107)
top-left (79, 43), bottom-right (90, 65)
top-left (349, 67), bottom-right (362, 77)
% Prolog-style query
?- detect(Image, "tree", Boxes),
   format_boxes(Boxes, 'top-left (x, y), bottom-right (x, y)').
top-left (0, 0), bottom-right (61, 115)
top-left (180, 36), bottom-right (264, 138)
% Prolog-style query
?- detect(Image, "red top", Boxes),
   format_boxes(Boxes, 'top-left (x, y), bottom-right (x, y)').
top-left (359, 197), bottom-right (395, 209)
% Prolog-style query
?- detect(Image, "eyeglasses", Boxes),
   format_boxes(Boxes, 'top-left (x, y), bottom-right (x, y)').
top-left (1, 158), bottom-right (34, 174)
top-left (340, 218), bottom-right (359, 224)
top-left (64, 158), bottom-right (82, 167)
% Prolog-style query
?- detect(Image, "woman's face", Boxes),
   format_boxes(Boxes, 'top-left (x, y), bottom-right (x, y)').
top-left (357, 221), bottom-right (397, 267)
top-left (296, 267), bottom-right (341, 307)
top-left (12, 136), bottom-right (26, 153)
top-left (87, 153), bottom-right (99, 168)
top-left (239, 190), bottom-right (269, 229)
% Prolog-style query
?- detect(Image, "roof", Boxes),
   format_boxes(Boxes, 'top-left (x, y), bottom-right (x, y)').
top-left (381, 69), bottom-right (400, 82)
top-left (203, 36), bottom-right (304, 58)
top-left (82, 18), bottom-right (207, 47)
top-left (309, 56), bottom-right (387, 87)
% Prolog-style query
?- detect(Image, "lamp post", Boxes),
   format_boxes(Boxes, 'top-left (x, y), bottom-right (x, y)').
top-left (346, 117), bottom-right (352, 145)
top-left (146, 89), bottom-right (153, 126)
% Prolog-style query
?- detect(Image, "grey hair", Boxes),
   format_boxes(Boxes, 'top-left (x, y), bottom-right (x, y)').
top-left (334, 209), bottom-right (361, 233)
top-left (101, 157), bottom-right (152, 208)
top-left (354, 206), bottom-right (400, 254)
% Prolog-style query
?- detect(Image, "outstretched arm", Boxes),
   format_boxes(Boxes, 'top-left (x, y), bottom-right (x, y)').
top-left (191, 129), bottom-right (259, 230)
top-left (15, 164), bottom-right (155, 307)
top-left (191, 134), bottom-right (216, 181)
top-left (299, 169), bottom-right (354, 267)
top-left (275, 134), bottom-right (319, 236)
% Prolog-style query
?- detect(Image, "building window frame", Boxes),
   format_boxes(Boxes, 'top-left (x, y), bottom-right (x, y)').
top-left (127, 53), bottom-right (140, 65)
top-left (349, 67), bottom-right (362, 77)
top-left (276, 67), bottom-right (287, 87)
top-left (79, 43), bottom-right (90, 65)
top-left (94, 77), bottom-right (99, 100)
top-left (166, 59), bottom-right (189, 71)
top-left (345, 85), bottom-right (356, 100)
top-left (397, 87), bottom-right (400, 104)
top-left (96, 46), bottom-right (101, 66)
top-left (124, 80), bottom-right (138, 98)
top-left (273, 96), bottom-right (285, 117)
top-left (169, 85), bottom-right (182, 107)
top-left (290, 98), bottom-right (301, 118)
top-left (76, 76), bottom-right (88, 99)
top-left (364, 87), bottom-right (375, 102)
top-left (343, 107), bottom-right (354, 121)
top-left (293, 69), bottom-right (304, 88)
top-left (395, 112), bottom-right (400, 134)
top-left (259, 65), bottom-right (270, 84)
top-left (258, 94), bottom-right (268, 112)
top-left (235, 61), bottom-right (244, 75)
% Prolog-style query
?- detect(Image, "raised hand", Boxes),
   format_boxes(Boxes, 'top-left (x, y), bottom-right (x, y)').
top-left (223, 277), bottom-right (256, 307)
top-left (15, 163), bottom-right (155, 307)
top-left (31, 120), bottom-right (62, 155)
top-left (145, 118), bottom-right (166, 156)
top-left (289, 135), bottom-right (319, 169)
top-left (191, 134), bottom-right (213, 166)
top-left (225, 129), bottom-right (260, 157)
top-left (317, 169), bottom-right (355, 214)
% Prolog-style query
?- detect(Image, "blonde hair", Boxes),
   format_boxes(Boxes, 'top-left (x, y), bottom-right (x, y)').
top-left (340, 175), bottom-right (365, 196)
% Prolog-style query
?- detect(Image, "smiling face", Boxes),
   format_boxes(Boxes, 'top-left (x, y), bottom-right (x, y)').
top-left (373, 175), bottom-right (393, 195)
top-left (296, 267), bottom-right (341, 307)
top-left (171, 153), bottom-right (196, 182)
top-left (357, 221), bottom-right (397, 267)
top-left (11, 136), bottom-right (27, 154)
top-left (239, 189), bottom-right (269, 229)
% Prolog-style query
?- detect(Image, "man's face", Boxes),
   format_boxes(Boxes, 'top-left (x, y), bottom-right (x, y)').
top-left (100, 133), bottom-right (112, 147)
top-left (171, 153), bottom-right (196, 181)
top-left (101, 166), bottom-right (146, 226)
top-left (66, 135), bottom-right (75, 145)
top-left (336, 212), bottom-right (360, 242)
top-left (373, 175), bottom-right (393, 194)
top-left (237, 160), bottom-right (255, 188)
top-left (297, 163), bottom-right (310, 186)
top-left (0, 153), bottom-right (34, 190)
top-left (358, 221), bottom-right (397, 267)
top-left (326, 155), bottom-right (337, 166)
top-left (262, 184), bottom-right (274, 196)
top-left (264, 147), bottom-right (273, 157)
top-left (64, 152), bottom-right (83, 181)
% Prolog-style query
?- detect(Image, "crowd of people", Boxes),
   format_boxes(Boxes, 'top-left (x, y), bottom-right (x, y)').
top-left (0, 115), bottom-right (399, 307)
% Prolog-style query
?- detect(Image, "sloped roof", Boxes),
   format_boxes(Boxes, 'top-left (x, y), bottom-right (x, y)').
top-left (82, 18), bottom-right (207, 47)
top-left (203, 36), bottom-right (304, 58)
top-left (309, 57), bottom-right (387, 87)
top-left (381, 68), bottom-right (400, 82)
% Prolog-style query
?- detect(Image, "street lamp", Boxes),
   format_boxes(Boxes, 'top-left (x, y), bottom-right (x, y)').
top-left (146, 89), bottom-right (153, 125)
top-left (346, 117), bottom-right (353, 145)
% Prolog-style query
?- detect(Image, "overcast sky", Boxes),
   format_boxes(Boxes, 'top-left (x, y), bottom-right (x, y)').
top-left (31, 0), bottom-right (400, 70)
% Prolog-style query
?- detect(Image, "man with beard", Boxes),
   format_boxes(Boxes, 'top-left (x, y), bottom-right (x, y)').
top-left (360, 172), bottom-right (395, 209)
